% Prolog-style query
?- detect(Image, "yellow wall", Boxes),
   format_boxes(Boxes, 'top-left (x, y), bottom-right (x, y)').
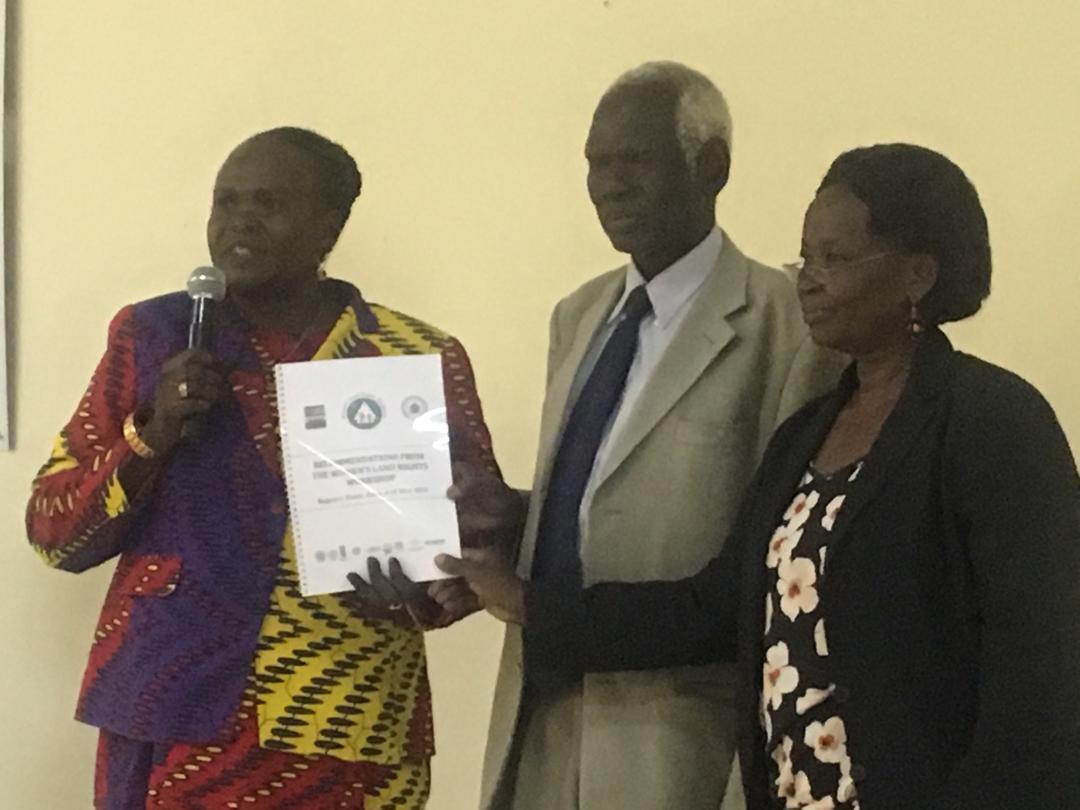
top-left (1, 2), bottom-right (1077, 806)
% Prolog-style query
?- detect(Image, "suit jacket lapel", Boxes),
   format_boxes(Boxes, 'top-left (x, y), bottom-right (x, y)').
top-left (518, 276), bottom-right (623, 576)
top-left (591, 240), bottom-right (747, 491)
top-left (736, 383), bottom-right (848, 767)
top-left (534, 275), bottom-right (625, 491)
top-left (763, 380), bottom-right (853, 539)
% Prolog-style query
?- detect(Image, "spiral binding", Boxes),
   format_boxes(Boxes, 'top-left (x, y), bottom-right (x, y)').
top-left (274, 364), bottom-right (311, 594)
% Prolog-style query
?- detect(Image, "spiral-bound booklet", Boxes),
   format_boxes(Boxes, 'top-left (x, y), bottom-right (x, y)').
top-left (275, 353), bottom-right (460, 596)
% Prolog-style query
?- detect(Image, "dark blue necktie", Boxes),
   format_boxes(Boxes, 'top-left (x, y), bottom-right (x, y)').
top-left (531, 285), bottom-right (653, 583)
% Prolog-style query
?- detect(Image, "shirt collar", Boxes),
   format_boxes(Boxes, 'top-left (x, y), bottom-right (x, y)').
top-left (609, 227), bottom-right (723, 329)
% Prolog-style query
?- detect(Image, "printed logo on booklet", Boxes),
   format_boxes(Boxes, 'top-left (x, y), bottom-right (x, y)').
top-left (401, 395), bottom-right (428, 418)
top-left (303, 404), bottom-right (327, 430)
top-left (344, 395), bottom-right (384, 430)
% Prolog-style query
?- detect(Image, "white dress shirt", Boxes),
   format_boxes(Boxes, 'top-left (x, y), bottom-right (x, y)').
top-left (566, 227), bottom-right (724, 535)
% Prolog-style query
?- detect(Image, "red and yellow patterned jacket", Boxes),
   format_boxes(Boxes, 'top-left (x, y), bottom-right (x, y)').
top-left (27, 279), bottom-right (499, 764)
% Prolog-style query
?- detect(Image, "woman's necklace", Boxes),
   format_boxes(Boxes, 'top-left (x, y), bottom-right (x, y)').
top-left (248, 287), bottom-right (336, 368)
top-left (240, 288), bottom-right (337, 465)
top-left (275, 319), bottom-right (321, 364)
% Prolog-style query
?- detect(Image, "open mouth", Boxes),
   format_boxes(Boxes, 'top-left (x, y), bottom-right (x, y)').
top-left (220, 243), bottom-right (262, 267)
top-left (226, 242), bottom-right (259, 259)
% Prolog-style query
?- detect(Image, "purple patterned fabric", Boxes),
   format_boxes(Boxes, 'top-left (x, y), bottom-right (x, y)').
top-left (75, 287), bottom-right (379, 743)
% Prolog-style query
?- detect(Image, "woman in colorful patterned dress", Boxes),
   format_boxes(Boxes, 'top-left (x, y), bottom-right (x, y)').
top-left (27, 126), bottom-right (501, 809)
top-left (441, 144), bottom-right (1080, 809)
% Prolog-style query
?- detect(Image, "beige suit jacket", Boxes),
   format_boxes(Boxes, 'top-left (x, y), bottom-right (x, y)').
top-left (480, 235), bottom-right (843, 810)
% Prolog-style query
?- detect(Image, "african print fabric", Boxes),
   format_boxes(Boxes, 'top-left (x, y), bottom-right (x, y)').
top-left (28, 281), bottom-right (500, 807)
top-left (249, 304), bottom-right (479, 764)
top-left (95, 709), bottom-right (430, 809)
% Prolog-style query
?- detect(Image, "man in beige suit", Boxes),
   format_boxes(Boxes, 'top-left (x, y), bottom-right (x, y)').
top-left (437, 62), bottom-right (840, 810)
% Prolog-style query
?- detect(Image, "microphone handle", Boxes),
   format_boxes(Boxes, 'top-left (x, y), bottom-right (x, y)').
top-left (188, 297), bottom-right (216, 351)
top-left (180, 414), bottom-right (207, 441)
top-left (182, 297), bottom-right (217, 440)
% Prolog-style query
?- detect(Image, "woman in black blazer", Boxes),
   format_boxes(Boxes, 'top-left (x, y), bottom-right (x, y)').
top-left (441, 144), bottom-right (1080, 809)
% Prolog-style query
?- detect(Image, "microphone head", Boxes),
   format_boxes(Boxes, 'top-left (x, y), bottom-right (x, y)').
top-left (186, 266), bottom-right (227, 302)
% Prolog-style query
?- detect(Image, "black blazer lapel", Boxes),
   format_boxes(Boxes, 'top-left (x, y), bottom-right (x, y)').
top-left (762, 377), bottom-right (854, 535)
top-left (824, 329), bottom-right (955, 560)
top-left (736, 384), bottom-right (850, 810)
top-left (740, 379), bottom-right (851, 657)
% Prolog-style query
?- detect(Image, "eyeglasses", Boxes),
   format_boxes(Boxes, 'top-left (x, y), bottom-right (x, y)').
top-left (783, 251), bottom-right (896, 280)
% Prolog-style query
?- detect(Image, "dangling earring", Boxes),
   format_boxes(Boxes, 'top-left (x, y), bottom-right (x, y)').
top-left (909, 299), bottom-right (924, 337)
top-left (317, 260), bottom-right (328, 281)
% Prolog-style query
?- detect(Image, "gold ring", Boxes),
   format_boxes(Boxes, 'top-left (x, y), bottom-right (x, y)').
top-left (178, 381), bottom-right (189, 399)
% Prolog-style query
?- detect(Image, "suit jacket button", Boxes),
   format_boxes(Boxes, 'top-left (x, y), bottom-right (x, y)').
top-left (270, 501), bottom-right (285, 515)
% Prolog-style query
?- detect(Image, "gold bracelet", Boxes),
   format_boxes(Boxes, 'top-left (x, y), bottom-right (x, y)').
top-left (123, 413), bottom-right (156, 459)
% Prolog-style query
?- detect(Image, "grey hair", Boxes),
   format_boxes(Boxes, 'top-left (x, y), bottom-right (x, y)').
top-left (608, 61), bottom-right (733, 169)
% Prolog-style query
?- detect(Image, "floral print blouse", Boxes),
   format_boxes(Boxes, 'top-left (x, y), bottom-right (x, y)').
top-left (761, 462), bottom-right (865, 810)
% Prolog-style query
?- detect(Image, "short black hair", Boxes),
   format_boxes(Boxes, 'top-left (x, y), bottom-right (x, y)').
top-left (248, 126), bottom-right (363, 228)
top-left (819, 143), bottom-right (991, 326)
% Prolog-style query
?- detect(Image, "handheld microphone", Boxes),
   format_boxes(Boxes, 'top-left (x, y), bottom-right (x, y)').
top-left (182, 266), bottom-right (227, 440)
top-left (186, 266), bottom-right (227, 351)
